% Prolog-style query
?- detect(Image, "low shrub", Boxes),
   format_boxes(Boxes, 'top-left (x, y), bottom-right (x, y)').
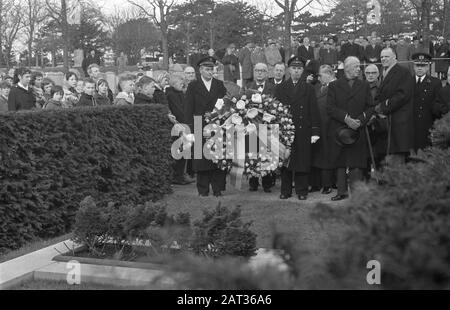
top-left (0, 105), bottom-right (173, 253)
top-left (431, 111), bottom-right (450, 149)
top-left (311, 147), bottom-right (450, 289)
top-left (72, 198), bottom-right (257, 260)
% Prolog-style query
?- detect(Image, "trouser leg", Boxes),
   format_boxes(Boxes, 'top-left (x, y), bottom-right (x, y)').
top-left (280, 168), bottom-right (293, 196)
top-left (294, 172), bottom-right (309, 196)
top-left (261, 175), bottom-right (272, 190)
top-left (249, 177), bottom-right (259, 190)
top-left (172, 158), bottom-right (186, 181)
top-left (309, 167), bottom-right (321, 188)
top-left (321, 169), bottom-right (333, 188)
top-left (196, 171), bottom-right (211, 195)
top-left (211, 169), bottom-right (226, 193)
top-left (336, 168), bottom-right (348, 196)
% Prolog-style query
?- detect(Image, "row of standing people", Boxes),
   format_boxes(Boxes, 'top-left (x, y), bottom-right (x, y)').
top-left (182, 48), bottom-right (450, 200)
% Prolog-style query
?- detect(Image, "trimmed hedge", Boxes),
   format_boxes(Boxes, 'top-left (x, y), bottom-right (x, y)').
top-left (0, 105), bottom-right (173, 253)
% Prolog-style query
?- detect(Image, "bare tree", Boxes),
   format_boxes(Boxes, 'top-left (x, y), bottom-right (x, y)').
top-left (106, 4), bottom-right (145, 34)
top-left (45, 0), bottom-right (70, 71)
top-left (403, 0), bottom-right (433, 51)
top-left (274, 0), bottom-right (316, 62)
top-left (2, 0), bottom-right (24, 68)
top-left (23, 0), bottom-right (50, 67)
top-left (127, 0), bottom-right (176, 70)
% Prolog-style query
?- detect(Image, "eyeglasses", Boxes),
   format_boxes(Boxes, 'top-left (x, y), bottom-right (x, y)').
top-left (254, 69), bottom-right (267, 73)
top-left (365, 72), bottom-right (378, 75)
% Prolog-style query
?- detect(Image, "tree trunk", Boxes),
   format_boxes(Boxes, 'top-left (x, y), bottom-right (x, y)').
top-left (186, 22), bottom-right (191, 65)
top-left (283, 0), bottom-right (292, 64)
top-left (61, 0), bottom-right (69, 71)
top-left (421, 0), bottom-right (432, 53)
top-left (161, 30), bottom-right (169, 70)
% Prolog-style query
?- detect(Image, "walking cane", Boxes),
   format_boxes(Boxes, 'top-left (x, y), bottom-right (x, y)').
top-left (365, 125), bottom-right (379, 184)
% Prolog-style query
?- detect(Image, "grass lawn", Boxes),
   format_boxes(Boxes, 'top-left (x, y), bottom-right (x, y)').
top-left (0, 234), bottom-right (73, 264)
top-left (165, 181), bottom-right (346, 254)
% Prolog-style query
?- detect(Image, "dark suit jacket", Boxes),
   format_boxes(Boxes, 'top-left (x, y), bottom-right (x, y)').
top-left (413, 75), bottom-right (447, 150)
top-left (185, 78), bottom-right (227, 171)
top-left (375, 64), bottom-right (414, 153)
top-left (340, 43), bottom-right (362, 61)
top-left (297, 45), bottom-right (315, 61)
top-left (275, 79), bottom-right (320, 173)
top-left (245, 80), bottom-right (276, 97)
top-left (364, 44), bottom-right (382, 63)
top-left (327, 78), bottom-right (375, 168)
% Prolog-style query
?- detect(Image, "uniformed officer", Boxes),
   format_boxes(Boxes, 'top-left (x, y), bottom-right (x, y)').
top-left (275, 56), bottom-right (321, 201)
top-left (412, 52), bottom-right (448, 151)
top-left (185, 56), bottom-right (228, 197)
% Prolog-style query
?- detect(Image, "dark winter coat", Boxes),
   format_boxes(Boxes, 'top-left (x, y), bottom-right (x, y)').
top-left (8, 84), bottom-right (36, 111)
top-left (434, 43), bottom-right (450, 73)
top-left (413, 75), bottom-right (448, 151)
top-left (375, 63), bottom-right (415, 154)
top-left (274, 79), bottom-right (321, 173)
top-left (364, 44), bottom-right (383, 64)
top-left (185, 78), bottom-right (227, 172)
top-left (312, 83), bottom-right (333, 169)
top-left (134, 93), bottom-right (157, 105)
top-left (166, 87), bottom-right (185, 123)
top-left (297, 45), bottom-right (315, 61)
top-left (326, 77), bottom-right (375, 168)
top-left (222, 53), bottom-right (240, 82)
top-left (340, 42), bottom-right (362, 62)
top-left (77, 93), bottom-right (97, 107)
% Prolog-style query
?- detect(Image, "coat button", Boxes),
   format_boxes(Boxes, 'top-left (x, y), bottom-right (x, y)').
top-left (299, 126), bottom-right (302, 129)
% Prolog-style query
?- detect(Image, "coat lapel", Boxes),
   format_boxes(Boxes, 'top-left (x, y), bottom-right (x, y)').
top-left (380, 64), bottom-right (398, 92)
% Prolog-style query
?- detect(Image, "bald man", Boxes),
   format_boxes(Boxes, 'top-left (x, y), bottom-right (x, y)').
top-left (374, 47), bottom-right (414, 165)
top-left (326, 56), bottom-right (375, 201)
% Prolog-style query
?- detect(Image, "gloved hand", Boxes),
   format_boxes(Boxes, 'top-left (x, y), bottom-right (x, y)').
top-left (345, 115), bottom-right (361, 130)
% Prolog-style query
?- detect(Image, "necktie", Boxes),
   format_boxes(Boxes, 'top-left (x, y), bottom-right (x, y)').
top-left (417, 77), bottom-right (422, 86)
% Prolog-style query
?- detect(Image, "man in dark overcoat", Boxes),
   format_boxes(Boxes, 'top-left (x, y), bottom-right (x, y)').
top-left (275, 56), bottom-right (321, 201)
top-left (310, 65), bottom-right (336, 195)
top-left (411, 53), bottom-right (448, 151)
top-left (244, 62), bottom-right (276, 192)
top-left (374, 47), bottom-right (415, 165)
top-left (326, 56), bottom-right (375, 201)
top-left (185, 56), bottom-right (227, 197)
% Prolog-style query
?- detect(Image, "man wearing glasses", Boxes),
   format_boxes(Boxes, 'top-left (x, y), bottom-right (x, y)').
top-left (244, 63), bottom-right (276, 193)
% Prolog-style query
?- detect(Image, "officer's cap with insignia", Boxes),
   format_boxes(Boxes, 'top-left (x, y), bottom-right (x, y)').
top-left (412, 52), bottom-right (432, 66)
top-left (197, 56), bottom-right (216, 68)
top-left (287, 56), bottom-right (304, 68)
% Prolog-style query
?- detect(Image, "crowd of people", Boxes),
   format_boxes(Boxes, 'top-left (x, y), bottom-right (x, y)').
top-left (1, 32), bottom-right (450, 201)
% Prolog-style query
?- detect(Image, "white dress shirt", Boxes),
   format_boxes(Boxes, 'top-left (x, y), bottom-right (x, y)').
top-left (201, 76), bottom-right (212, 92)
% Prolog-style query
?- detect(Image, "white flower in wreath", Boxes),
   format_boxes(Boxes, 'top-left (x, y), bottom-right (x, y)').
top-left (246, 123), bottom-right (257, 134)
top-left (236, 100), bottom-right (246, 110)
top-left (246, 108), bottom-right (259, 119)
top-left (232, 97), bottom-right (238, 104)
top-left (251, 93), bottom-right (263, 104)
top-left (241, 95), bottom-right (247, 100)
top-left (215, 98), bottom-right (224, 110)
top-left (231, 114), bottom-right (243, 125)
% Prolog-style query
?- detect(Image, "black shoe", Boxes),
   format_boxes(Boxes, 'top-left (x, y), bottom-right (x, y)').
top-left (173, 178), bottom-right (189, 185)
top-left (298, 195), bottom-right (308, 200)
top-left (263, 188), bottom-right (272, 193)
top-left (321, 187), bottom-right (332, 195)
top-left (331, 194), bottom-right (348, 201)
top-left (331, 184), bottom-right (337, 189)
top-left (199, 193), bottom-right (209, 197)
top-left (309, 186), bottom-right (320, 193)
top-left (213, 191), bottom-right (222, 197)
top-left (249, 187), bottom-right (258, 192)
top-left (279, 194), bottom-right (291, 200)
